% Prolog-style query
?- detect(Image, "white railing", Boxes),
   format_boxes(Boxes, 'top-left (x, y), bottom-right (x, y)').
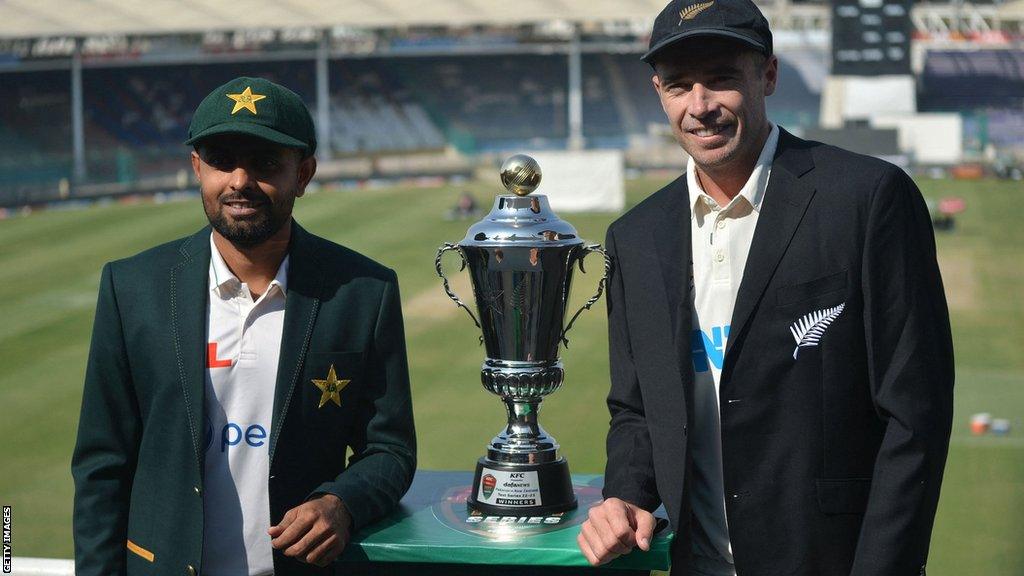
top-left (10, 557), bottom-right (75, 576)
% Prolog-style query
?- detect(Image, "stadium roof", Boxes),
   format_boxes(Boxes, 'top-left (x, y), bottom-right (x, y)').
top-left (1, 0), bottom-right (672, 39)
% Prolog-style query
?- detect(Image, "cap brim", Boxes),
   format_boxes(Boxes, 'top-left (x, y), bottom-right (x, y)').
top-left (184, 122), bottom-right (308, 150)
top-left (641, 29), bottom-right (767, 64)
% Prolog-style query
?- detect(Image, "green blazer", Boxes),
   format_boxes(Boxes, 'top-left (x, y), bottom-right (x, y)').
top-left (72, 223), bottom-right (416, 576)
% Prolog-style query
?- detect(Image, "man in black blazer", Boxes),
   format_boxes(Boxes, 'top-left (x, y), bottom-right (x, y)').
top-left (578, 1), bottom-right (953, 575)
top-left (72, 77), bottom-right (415, 575)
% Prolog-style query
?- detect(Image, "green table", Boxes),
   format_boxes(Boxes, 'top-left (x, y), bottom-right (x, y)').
top-left (338, 470), bottom-right (674, 574)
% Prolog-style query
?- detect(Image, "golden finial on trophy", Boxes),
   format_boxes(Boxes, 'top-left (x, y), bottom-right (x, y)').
top-left (499, 154), bottom-right (542, 197)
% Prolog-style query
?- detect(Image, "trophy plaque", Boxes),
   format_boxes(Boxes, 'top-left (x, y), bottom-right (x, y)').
top-left (435, 154), bottom-right (610, 515)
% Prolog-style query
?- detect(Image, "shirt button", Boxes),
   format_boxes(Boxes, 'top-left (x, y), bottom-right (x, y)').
top-left (715, 251), bottom-right (725, 263)
top-left (716, 220), bottom-right (726, 229)
top-left (194, 486), bottom-right (201, 496)
top-left (186, 565), bottom-right (197, 576)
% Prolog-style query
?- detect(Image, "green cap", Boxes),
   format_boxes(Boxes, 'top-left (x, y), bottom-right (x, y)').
top-left (185, 76), bottom-right (317, 156)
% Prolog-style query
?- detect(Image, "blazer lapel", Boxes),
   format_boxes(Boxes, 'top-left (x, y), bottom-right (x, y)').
top-left (269, 222), bottom-right (325, 465)
top-left (169, 227), bottom-right (212, 471)
top-left (650, 177), bottom-right (693, 377)
top-left (725, 128), bottom-right (816, 363)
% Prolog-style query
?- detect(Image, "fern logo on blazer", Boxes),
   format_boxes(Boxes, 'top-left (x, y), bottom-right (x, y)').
top-left (790, 303), bottom-right (845, 359)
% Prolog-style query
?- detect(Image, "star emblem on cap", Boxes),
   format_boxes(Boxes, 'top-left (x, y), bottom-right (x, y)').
top-left (226, 86), bottom-right (267, 115)
top-left (312, 364), bottom-right (350, 409)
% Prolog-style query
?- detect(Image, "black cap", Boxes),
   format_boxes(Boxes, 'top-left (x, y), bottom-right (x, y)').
top-left (642, 0), bottom-right (773, 64)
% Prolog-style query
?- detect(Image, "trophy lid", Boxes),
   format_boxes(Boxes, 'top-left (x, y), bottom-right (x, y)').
top-left (460, 155), bottom-right (582, 248)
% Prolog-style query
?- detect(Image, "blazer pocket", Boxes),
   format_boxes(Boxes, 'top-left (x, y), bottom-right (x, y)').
top-left (816, 478), bottom-right (871, 515)
top-left (127, 539), bottom-right (155, 562)
top-left (301, 351), bottom-right (366, 429)
top-left (776, 269), bottom-right (849, 307)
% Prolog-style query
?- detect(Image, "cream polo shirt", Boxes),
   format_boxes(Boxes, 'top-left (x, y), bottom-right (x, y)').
top-left (201, 234), bottom-right (288, 576)
top-left (686, 123), bottom-right (780, 576)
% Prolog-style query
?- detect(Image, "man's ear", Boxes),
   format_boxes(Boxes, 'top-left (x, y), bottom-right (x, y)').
top-left (652, 74), bottom-right (670, 116)
top-left (190, 150), bottom-right (202, 182)
top-left (295, 155), bottom-right (317, 198)
top-left (763, 55), bottom-right (779, 97)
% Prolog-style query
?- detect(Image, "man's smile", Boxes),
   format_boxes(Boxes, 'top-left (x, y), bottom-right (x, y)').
top-left (221, 196), bottom-right (267, 218)
top-left (686, 123), bottom-right (734, 145)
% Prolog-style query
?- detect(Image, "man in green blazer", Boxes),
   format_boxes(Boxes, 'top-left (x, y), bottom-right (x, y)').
top-left (72, 77), bottom-right (416, 576)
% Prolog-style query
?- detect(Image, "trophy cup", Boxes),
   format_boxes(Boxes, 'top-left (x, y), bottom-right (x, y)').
top-left (435, 154), bottom-right (611, 515)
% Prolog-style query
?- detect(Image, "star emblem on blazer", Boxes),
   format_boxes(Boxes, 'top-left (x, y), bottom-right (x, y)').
top-left (312, 364), bottom-right (350, 408)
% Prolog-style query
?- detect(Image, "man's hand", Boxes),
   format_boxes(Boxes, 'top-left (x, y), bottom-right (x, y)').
top-left (577, 497), bottom-right (656, 566)
top-left (269, 493), bottom-right (352, 567)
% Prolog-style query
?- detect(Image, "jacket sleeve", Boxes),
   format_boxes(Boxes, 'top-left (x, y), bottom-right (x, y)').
top-left (601, 227), bottom-right (661, 511)
top-left (852, 167), bottom-right (954, 575)
top-left (311, 270), bottom-right (416, 530)
top-left (72, 262), bottom-right (141, 576)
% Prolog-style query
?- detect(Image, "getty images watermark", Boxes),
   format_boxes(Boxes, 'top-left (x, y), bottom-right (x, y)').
top-left (3, 505), bottom-right (10, 573)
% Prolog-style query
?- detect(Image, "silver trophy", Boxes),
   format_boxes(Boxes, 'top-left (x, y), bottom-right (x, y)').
top-left (436, 154), bottom-right (610, 515)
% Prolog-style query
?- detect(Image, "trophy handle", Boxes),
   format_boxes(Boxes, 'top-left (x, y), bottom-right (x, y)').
top-left (560, 243), bottom-right (612, 348)
top-left (435, 242), bottom-right (484, 344)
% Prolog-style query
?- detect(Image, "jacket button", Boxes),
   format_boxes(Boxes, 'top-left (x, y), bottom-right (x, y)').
top-left (186, 565), bottom-right (197, 576)
top-left (193, 486), bottom-right (201, 496)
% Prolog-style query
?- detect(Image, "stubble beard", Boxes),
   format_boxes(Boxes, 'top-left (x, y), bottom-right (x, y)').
top-left (681, 111), bottom-right (769, 175)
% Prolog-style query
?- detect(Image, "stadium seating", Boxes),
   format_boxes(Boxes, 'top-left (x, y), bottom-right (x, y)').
top-left (82, 62), bottom-right (316, 149)
top-left (919, 49), bottom-right (1024, 150)
top-left (920, 50), bottom-right (1024, 111)
top-left (328, 59), bottom-right (446, 153)
top-left (15, 45), bottom-right (989, 200)
top-left (0, 71), bottom-right (73, 185)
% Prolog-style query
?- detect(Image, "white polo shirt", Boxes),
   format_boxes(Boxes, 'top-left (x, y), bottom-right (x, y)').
top-left (201, 234), bottom-right (288, 576)
top-left (687, 124), bottom-right (780, 576)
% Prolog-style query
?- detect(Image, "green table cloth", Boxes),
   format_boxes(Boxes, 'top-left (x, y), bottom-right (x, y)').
top-left (338, 470), bottom-right (673, 573)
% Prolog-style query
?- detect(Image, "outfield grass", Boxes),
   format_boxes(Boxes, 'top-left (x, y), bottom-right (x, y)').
top-left (0, 177), bottom-right (1021, 573)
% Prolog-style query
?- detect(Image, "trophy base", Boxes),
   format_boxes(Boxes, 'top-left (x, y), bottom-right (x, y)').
top-left (467, 457), bottom-right (577, 516)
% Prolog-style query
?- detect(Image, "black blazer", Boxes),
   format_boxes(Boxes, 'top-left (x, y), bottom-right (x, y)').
top-left (72, 223), bottom-right (416, 576)
top-left (602, 129), bottom-right (953, 576)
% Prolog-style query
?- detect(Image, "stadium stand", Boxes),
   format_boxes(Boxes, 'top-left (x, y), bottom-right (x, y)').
top-left (382, 55), bottom-right (569, 151)
top-left (0, 71), bottom-right (72, 185)
top-left (328, 59), bottom-right (446, 153)
top-left (919, 49), bottom-right (1024, 150)
top-left (4, 16), bottom-right (1021, 205)
top-left (83, 62), bottom-right (316, 149)
top-left (0, 47), bottom-right (829, 199)
top-left (920, 49), bottom-right (1024, 111)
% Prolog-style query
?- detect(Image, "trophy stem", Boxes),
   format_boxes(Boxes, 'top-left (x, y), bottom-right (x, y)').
top-left (504, 399), bottom-right (542, 441)
top-left (480, 362), bottom-right (564, 464)
top-left (485, 398), bottom-right (559, 464)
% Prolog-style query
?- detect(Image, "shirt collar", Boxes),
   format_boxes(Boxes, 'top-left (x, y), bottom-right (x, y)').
top-left (208, 233), bottom-right (289, 298)
top-left (687, 122), bottom-right (780, 216)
